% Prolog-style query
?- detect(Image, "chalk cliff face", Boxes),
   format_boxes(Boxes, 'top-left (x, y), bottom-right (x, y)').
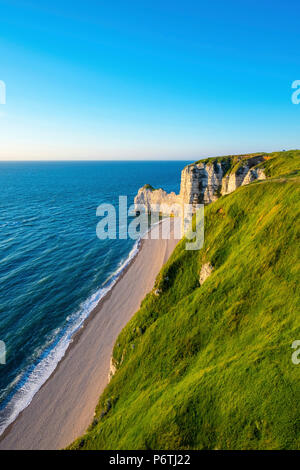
top-left (134, 187), bottom-right (182, 216)
top-left (134, 154), bottom-right (266, 215)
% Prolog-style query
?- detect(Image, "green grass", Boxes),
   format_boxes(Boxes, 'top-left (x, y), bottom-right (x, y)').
top-left (195, 149), bottom-right (300, 180)
top-left (194, 152), bottom-right (265, 166)
top-left (194, 152), bottom-right (266, 176)
top-left (257, 150), bottom-right (300, 179)
top-left (70, 150), bottom-right (300, 450)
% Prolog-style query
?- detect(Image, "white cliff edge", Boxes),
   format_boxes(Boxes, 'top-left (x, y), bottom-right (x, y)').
top-left (134, 155), bottom-right (266, 215)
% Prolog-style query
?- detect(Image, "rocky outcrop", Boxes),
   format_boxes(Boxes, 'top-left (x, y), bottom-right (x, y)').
top-left (180, 160), bottom-right (225, 205)
top-left (241, 167), bottom-right (266, 187)
top-left (134, 154), bottom-right (267, 215)
top-left (199, 263), bottom-right (214, 285)
top-left (180, 155), bottom-right (266, 204)
top-left (134, 185), bottom-right (182, 216)
top-left (221, 157), bottom-right (266, 195)
top-left (108, 357), bottom-right (117, 382)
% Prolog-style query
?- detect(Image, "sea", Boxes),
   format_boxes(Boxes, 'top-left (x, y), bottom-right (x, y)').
top-left (0, 160), bottom-right (188, 436)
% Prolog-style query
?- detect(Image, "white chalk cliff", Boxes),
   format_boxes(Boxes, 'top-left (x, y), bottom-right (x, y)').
top-left (135, 154), bottom-right (267, 215)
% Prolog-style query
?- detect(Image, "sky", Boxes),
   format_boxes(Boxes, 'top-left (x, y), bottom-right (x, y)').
top-left (0, 0), bottom-right (299, 160)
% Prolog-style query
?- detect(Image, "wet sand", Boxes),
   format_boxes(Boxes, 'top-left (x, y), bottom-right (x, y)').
top-left (0, 220), bottom-right (179, 449)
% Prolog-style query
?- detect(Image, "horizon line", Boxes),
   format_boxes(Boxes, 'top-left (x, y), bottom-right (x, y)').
top-left (0, 149), bottom-right (298, 163)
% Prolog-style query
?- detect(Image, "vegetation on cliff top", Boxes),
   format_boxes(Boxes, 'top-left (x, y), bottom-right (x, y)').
top-left (70, 150), bottom-right (300, 450)
top-left (195, 151), bottom-right (264, 165)
top-left (194, 149), bottom-right (300, 179)
top-left (142, 184), bottom-right (156, 191)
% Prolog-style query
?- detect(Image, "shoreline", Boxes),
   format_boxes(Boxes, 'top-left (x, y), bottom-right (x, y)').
top-left (0, 240), bottom-right (142, 442)
top-left (0, 220), bottom-right (179, 449)
top-left (0, 238), bottom-right (141, 439)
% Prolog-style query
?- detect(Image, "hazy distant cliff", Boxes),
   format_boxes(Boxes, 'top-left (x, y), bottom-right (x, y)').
top-left (135, 153), bottom-right (267, 214)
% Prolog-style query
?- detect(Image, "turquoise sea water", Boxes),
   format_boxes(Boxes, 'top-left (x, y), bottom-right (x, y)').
top-left (0, 160), bottom-right (188, 434)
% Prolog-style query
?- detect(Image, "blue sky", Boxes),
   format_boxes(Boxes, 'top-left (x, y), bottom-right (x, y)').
top-left (0, 0), bottom-right (299, 160)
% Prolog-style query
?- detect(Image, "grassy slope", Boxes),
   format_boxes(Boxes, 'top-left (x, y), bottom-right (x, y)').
top-left (194, 152), bottom-right (264, 166)
top-left (70, 150), bottom-right (300, 450)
